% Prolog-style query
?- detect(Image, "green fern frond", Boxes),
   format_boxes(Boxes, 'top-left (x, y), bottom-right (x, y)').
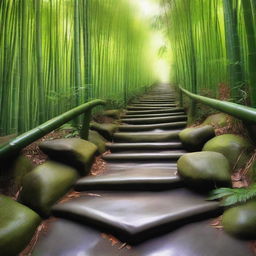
top-left (208, 184), bottom-right (256, 206)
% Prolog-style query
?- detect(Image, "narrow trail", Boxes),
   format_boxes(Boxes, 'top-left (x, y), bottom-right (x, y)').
top-left (32, 84), bottom-right (253, 256)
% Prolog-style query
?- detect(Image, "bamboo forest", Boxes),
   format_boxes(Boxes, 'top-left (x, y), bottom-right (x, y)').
top-left (1, 0), bottom-right (256, 255)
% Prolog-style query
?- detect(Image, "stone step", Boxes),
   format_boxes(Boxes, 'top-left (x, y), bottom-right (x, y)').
top-left (121, 115), bottom-right (187, 124)
top-left (130, 103), bottom-right (177, 107)
top-left (75, 167), bottom-right (182, 191)
top-left (32, 219), bottom-right (255, 256)
top-left (102, 151), bottom-right (185, 161)
top-left (127, 106), bottom-right (177, 110)
top-left (113, 130), bottom-right (181, 142)
top-left (121, 112), bottom-right (185, 118)
top-left (106, 142), bottom-right (184, 151)
top-left (125, 107), bottom-right (184, 115)
top-left (118, 122), bottom-right (187, 131)
top-left (52, 188), bottom-right (220, 243)
top-left (132, 100), bottom-right (176, 104)
top-left (105, 162), bottom-right (178, 172)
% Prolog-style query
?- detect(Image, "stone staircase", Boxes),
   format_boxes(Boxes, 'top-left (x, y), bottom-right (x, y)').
top-left (32, 84), bottom-right (254, 256)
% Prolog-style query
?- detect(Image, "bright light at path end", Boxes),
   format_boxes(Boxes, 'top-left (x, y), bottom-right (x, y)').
top-left (131, 0), bottom-right (161, 17)
top-left (155, 59), bottom-right (170, 83)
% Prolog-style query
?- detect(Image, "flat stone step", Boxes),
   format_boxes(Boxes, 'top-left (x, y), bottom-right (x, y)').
top-left (121, 112), bottom-right (185, 118)
top-left (102, 151), bottom-right (185, 161)
top-left (126, 107), bottom-right (184, 115)
top-left (32, 219), bottom-right (255, 256)
top-left (114, 131), bottom-right (180, 142)
top-left (75, 168), bottom-right (182, 191)
top-left (130, 103), bottom-right (177, 107)
top-left (106, 142), bottom-right (184, 151)
top-left (121, 115), bottom-right (187, 124)
top-left (118, 122), bottom-right (187, 131)
top-left (132, 101), bottom-right (176, 104)
top-left (127, 106), bottom-right (177, 110)
top-left (52, 188), bottom-right (220, 243)
top-left (105, 162), bottom-right (178, 172)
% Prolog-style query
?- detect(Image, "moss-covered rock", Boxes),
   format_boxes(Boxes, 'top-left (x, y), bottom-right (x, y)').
top-left (18, 161), bottom-right (78, 216)
top-left (0, 195), bottom-right (41, 256)
top-left (39, 138), bottom-right (97, 175)
top-left (202, 113), bottom-right (229, 128)
top-left (222, 200), bottom-right (256, 239)
top-left (179, 125), bottom-right (215, 151)
top-left (103, 109), bottom-right (121, 119)
top-left (203, 134), bottom-right (253, 169)
top-left (0, 155), bottom-right (33, 195)
top-left (88, 130), bottom-right (107, 154)
top-left (177, 152), bottom-right (231, 190)
top-left (90, 122), bottom-right (118, 140)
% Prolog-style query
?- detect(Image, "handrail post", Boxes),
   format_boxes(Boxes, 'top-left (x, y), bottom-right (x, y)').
top-left (80, 109), bottom-right (92, 140)
top-left (188, 99), bottom-right (196, 124)
top-left (179, 87), bottom-right (183, 107)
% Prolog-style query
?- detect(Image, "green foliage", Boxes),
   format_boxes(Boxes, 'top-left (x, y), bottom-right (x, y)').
top-left (162, 0), bottom-right (256, 106)
top-left (208, 184), bottom-right (256, 206)
top-left (0, 0), bottom-right (157, 135)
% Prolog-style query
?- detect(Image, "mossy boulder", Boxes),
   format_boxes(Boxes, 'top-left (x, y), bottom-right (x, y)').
top-left (177, 152), bottom-right (231, 190)
top-left (90, 122), bottom-right (118, 140)
top-left (203, 134), bottom-right (253, 169)
top-left (88, 130), bottom-right (107, 154)
top-left (223, 200), bottom-right (256, 239)
top-left (0, 155), bottom-right (33, 195)
top-left (18, 161), bottom-right (78, 216)
top-left (103, 110), bottom-right (121, 119)
top-left (0, 195), bottom-right (41, 256)
top-left (202, 113), bottom-right (229, 128)
top-left (39, 138), bottom-right (97, 175)
top-left (179, 125), bottom-right (215, 151)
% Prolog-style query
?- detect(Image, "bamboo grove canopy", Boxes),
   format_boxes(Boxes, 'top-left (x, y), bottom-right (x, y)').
top-left (0, 0), bottom-right (163, 135)
top-left (1, 0), bottom-right (256, 136)
top-left (163, 0), bottom-right (256, 106)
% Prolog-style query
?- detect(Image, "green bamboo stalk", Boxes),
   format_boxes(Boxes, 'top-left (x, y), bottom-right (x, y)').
top-left (241, 0), bottom-right (256, 107)
top-left (35, 0), bottom-right (45, 123)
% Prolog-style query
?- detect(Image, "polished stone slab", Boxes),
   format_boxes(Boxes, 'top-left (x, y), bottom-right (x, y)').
top-left (121, 112), bottom-right (185, 118)
top-left (105, 161), bottom-right (178, 172)
top-left (102, 151), bottom-right (185, 161)
top-left (121, 115), bottom-right (187, 124)
top-left (127, 106), bottom-right (177, 110)
top-left (52, 188), bottom-right (220, 243)
top-left (75, 168), bottom-right (182, 191)
top-left (125, 107), bottom-right (184, 115)
top-left (113, 131), bottom-right (180, 142)
top-left (106, 142), bottom-right (183, 151)
top-left (118, 122), bottom-right (186, 131)
top-left (32, 219), bottom-right (254, 256)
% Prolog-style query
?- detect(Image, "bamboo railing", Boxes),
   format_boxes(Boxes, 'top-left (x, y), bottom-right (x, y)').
top-left (180, 87), bottom-right (256, 123)
top-left (0, 99), bottom-right (105, 159)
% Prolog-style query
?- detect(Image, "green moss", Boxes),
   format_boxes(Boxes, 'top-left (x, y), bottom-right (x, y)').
top-left (0, 195), bottom-right (41, 256)
top-left (39, 138), bottom-right (97, 175)
top-left (223, 200), bottom-right (256, 239)
top-left (90, 122), bottom-right (118, 140)
top-left (0, 155), bottom-right (33, 195)
top-left (179, 125), bottom-right (215, 151)
top-left (88, 130), bottom-right (107, 154)
top-left (103, 110), bottom-right (121, 119)
top-left (202, 113), bottom-right (230, 128)
top-left (203, 134), bottom-right (253, 170)
top-left (177, 151), bottom-right (231, 190)
top-left (18, 161), bottom-right (78, 216)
